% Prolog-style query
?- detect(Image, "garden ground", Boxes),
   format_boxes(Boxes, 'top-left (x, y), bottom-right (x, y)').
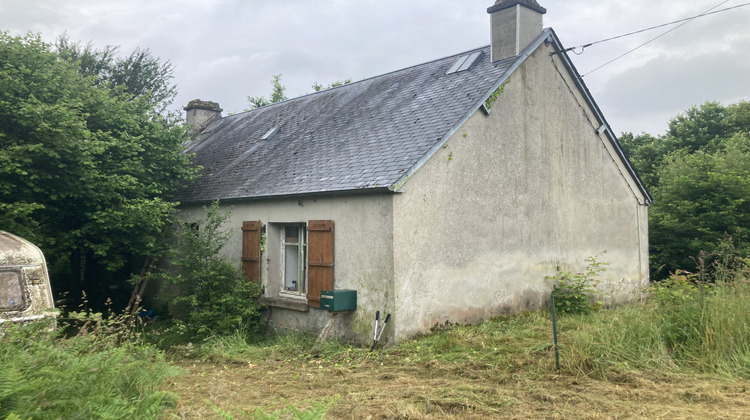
top-left (167, 311), bottom-right (750, 419)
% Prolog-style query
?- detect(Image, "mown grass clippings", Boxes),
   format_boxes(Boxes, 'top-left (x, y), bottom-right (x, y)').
top-left (169, 285), bottom-right (750, 419)
top-left (166, 255), bottom-right (750, 418)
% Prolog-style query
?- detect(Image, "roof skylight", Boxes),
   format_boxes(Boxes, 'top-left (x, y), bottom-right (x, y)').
top-left (261, 127), bottom-right (278, 140)
top-left (446, 52), bottom-right (482, 75)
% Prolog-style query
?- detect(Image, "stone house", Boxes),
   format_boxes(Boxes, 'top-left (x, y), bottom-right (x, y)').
top-left (177, 0), bottom-right (651, 344)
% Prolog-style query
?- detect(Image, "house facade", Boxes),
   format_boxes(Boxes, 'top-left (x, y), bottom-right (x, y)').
top-left (178, 0), bottom-right (650, 344)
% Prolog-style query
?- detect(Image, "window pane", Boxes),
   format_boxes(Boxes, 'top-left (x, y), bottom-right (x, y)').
top-left (457, 52), bottom-right (481, 71)
top-left (284, 226), bottom-right (298, 243)
top-left (284, 244), bottom-right (299, 291)
top-left (0, 270), bottom-right (25, 310)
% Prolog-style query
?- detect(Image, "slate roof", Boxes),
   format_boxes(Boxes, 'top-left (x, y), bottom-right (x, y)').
top-left (177, 28), bottom-right (652, 204)
top-left (177, 43), bottom-right (520, 203)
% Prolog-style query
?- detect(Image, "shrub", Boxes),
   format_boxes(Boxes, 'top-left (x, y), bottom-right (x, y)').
top-left (153, 201), bottom-right (264, 338)
top-left (550, 253), bottom-right (607, 315)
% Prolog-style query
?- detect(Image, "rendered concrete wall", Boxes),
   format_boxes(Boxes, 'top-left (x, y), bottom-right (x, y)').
top-left (180, 193), bottom-right (394, 344)
top-left (391, 43), bottom-right (649, 340)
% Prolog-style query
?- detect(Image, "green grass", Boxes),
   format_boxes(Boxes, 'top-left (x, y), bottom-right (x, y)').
top-left (559, 274), bottom-right (750, 379)
top-left (173, 284), bottom-right (750, 418)
top-left (182, 274), bottom-right (750, 383)
top-left (4, 263), bottom-right (750, 419)
top-left (212, 397), bottom-right (337, 420)
top-left (0, 316), bottom-right (181, 420)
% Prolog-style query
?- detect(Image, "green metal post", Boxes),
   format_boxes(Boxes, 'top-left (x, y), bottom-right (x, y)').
top-left (551, 292), bottom-right (560, 370)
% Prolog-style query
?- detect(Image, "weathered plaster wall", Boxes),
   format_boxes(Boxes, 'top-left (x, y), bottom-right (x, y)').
top-left (391, 43), bottom-right (649, 340)
top-left (181, 193), bottom-right (394, 344)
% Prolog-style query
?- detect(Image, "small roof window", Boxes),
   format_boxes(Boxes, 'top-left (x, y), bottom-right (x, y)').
top-left (261, 127), bottom-right (278, 140)
top-left (446, 52), bottom-right (482, 75)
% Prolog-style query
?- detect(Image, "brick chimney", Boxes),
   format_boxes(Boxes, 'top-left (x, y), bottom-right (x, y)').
top-left (487, 0), bottom-right (546, 62)
top-left (184, 99), bottom-right (223, 134)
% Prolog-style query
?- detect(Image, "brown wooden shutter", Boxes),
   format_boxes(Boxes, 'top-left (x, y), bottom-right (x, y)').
top-left (241, 221), bottom-right (261, 283)
top-left (307, 220), bottom-right (334, 307)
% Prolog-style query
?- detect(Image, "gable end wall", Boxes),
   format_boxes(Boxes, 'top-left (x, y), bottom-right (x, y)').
top-left (391, 43), bottom-right (649, 340)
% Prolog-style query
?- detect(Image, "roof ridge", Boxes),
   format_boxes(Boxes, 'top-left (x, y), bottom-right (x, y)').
top-left (225, 44), bottom-right (494, 118)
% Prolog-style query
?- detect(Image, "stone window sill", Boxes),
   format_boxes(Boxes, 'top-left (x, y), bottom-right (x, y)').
top-left (260, 296), bottom-right (310, 312)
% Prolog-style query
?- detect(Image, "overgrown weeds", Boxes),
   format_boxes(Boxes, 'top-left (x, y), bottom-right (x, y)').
top-left (561, 246), bottom-right (750, 379)
top-left (0, 310), bottom-right (180, 420)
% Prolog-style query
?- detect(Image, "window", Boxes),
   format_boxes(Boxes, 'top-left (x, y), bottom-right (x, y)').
top-left (446, 51), bottom-right (483, 74)
top-left (0, 269), bottom-right (25, 311)
top-left (280, 224), bottom-right (306, 297)
top-left (243, 220), bottom-right (334, 308)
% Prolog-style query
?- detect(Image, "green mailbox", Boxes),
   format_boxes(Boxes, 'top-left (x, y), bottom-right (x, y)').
top-left (320, 289), bottom-right (357, 312)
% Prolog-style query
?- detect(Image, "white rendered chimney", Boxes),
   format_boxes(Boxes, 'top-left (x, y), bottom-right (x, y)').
top-left (487, 0), bottom-right (546, 62)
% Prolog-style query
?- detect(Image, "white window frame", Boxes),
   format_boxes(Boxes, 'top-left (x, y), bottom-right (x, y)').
top-left (278, 223), bottom-right (307, 299)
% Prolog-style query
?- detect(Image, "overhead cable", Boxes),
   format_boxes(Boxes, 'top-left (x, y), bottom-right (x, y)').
top-left (582, 1), bottom-right (736, 76)
top-left (550, 1), bottom-right (750, 75)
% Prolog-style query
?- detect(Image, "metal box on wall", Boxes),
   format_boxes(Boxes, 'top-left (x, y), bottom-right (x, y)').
top-left (320, 289), bottom-right (357, 311)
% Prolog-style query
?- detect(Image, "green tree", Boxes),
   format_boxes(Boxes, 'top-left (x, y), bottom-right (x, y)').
top-left (621, 102), bottom-right (750, 190)
top-left (622, 101), bottom-right (750, 278)
top-left (0, 32), bottom-right (197, 304)
top-left (665, 101), bottom-right (731, 153)
top-left (649, 133), bottom-right (750, 276)
top-left (55, 35), bottom-right (177, 112)
top-left (619, 132), bottom-right (666, 189)
top-left (247, 75), bottom-right (352, 110)
top-left (247, 73), bottom-right (287, 109)
top-left (311, 78), bottom-right (352, 92)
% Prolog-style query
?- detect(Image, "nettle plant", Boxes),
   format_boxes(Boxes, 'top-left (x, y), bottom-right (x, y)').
top-left (551, 253), bottom-right (609, 315)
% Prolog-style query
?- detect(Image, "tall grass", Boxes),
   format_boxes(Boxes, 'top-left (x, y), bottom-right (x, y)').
top-left (0, 313), bottom-right (181, 420)
top-left (561, 252), bottom-right (750, 379)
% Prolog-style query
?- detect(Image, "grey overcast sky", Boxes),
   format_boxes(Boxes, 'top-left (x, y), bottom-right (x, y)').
top-left (1, 0), bottom-right (748, 136)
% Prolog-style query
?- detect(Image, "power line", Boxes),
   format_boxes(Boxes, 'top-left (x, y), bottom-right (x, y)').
top-left (552, 1), bottom-right (750, 76)
top-left (582, 1), bottom-right (733, 76)
top-left (584, 2), bottom-right (746, 51)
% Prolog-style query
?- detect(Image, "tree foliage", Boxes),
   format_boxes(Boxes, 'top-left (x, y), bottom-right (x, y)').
top-left (153, 202), bottom-right (263, 337)
top-left (247, 73), bottom-right (287, 109)
top-left (311, 78), bottom-right (352, 92)
top-left (621, 101), bottom-right (750, 278)
top-left (650, 133), bottom-right (750, 275)
top-left (0, 32), bottom-right (197, 298)
top-left (247, 74), bottom-right (352, 110)
top-left (55, 35), bottom-right (177, 112)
